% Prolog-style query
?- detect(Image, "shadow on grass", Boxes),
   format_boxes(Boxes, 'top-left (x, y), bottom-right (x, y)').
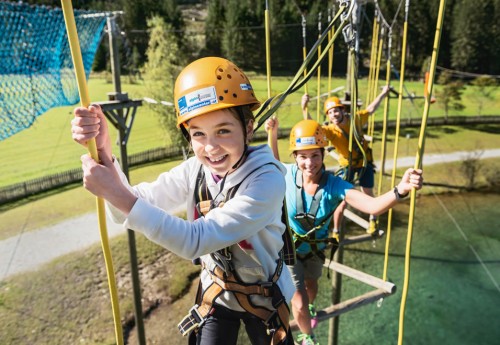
top-left (462, 123), bottom-right (500, 134)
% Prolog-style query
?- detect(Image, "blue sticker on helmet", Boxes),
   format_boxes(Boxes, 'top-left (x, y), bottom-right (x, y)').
top-left (178, 86), bottom-right (218, 115)
top-left (240, 83), bottom-right (253, 91)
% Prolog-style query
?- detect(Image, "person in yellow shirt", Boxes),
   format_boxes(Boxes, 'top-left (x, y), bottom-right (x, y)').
top-left (302, 86), bottom-right (390, 235)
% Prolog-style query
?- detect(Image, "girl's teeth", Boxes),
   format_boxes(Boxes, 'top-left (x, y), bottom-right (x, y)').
top-left (210, 155), bottom-right (225, 162)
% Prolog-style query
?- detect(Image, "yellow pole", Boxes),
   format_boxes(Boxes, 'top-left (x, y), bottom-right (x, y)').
top-left (327, 6), bottom-right (335, 98)
top-left (302, 14), bottom-right (309, 113)
top-left (316, 12), bottom-right (322, 122)
top-left (265, 1), bottom-right (273, 147)
top-left (61, 2), bottom-right (124, 344)
top-left (398, 1), bottom-right (446, 344)
top-left (366, 12), bottom-right (378, 105)
top-left (368, 26), bottom-right (385, 146)
top-left (385, 2), bottom-right (409, 283)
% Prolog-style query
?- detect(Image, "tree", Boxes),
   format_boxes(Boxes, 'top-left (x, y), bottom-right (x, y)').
top-left (435, 71), bottom-right (465, 120)
top-left (204, 0), bottom-right (225, 57)
top-left (221, 0), bottom-right (263, 70)
top-left (451, 0), bottom-right (496, 73)
top-left (471, 75), bottom-right (497, 115)
top-left (141, 16), bottom-right (185, 147)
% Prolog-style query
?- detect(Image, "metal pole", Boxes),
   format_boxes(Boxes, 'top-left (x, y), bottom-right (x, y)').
top-left (107, 16), bottom-right (146, 345)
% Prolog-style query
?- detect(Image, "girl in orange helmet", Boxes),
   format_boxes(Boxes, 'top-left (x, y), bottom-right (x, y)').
top-left (71, 57), bottom-right (294, 345)
top-left (266, 117), bottom-right (422, 345)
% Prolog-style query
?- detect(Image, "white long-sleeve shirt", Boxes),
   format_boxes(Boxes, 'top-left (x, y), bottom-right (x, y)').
top-left (107, 144), bottom-right (294, 311)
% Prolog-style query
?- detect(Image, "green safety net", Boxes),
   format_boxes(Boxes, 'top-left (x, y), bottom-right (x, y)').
top-left (0, 1), bottom-right (107, 141)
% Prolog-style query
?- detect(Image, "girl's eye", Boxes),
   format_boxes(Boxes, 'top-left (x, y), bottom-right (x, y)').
top-left (191, 131), bottom-right (204, 137)
top-left (218, 128), bottom-right (230, 135)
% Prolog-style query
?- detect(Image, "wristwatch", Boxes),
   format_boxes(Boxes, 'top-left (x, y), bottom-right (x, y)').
top-left (394, 186), bottom-right (409, 200)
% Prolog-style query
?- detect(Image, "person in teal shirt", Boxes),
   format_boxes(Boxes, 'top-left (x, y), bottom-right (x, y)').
top-left (266, 118), bottom-right (423, 345)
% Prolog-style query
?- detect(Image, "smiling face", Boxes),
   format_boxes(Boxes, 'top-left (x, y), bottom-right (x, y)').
top-left (188, 109), bottom-right (251, 176)
top-left (294, 148), bottom-right (324, 180)
top-left (327, 106), bottom-right (345, 125)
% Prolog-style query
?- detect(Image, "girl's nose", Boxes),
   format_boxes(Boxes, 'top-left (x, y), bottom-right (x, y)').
top-left (204, 136), bottom-right (219, 153)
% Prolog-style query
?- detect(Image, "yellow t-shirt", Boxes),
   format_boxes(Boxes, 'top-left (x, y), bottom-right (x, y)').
top-left (323, 110), bottom-right (372, 168)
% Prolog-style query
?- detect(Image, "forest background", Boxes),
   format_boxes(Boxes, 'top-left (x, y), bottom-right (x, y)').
top-left (23, 0), bottom-right (500, 78)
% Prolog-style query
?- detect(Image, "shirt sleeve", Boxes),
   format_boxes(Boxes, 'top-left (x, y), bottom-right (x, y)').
top-left (123, 164), bottom-right (286, 260)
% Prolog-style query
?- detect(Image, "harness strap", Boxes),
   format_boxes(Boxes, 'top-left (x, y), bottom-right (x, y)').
top-left (294, 168), bottom-right (328, 231)
top-left (195, 163), bottom-right (295, 265)
top-left (178, 256), bottom-right (290, 344)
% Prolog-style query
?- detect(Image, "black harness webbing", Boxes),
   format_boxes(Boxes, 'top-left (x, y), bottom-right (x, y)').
top-left (178, 163), bottom-right (294, 344)
top-left (292, 168), bottom-right (338, 261)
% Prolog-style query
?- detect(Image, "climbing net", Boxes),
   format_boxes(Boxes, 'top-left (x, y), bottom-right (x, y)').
top-left (0, 1), bottom-right (107, 141)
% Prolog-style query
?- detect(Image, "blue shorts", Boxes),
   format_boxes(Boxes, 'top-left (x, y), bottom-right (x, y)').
top-left (338, 163), bottom-right (375, 188)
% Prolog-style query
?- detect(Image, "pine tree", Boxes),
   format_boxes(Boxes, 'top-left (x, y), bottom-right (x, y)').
top-left (141, 16), bottom-right (185, 147)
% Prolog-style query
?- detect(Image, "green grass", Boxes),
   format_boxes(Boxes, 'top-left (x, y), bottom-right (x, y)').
top-left (1, 108), bottom-right (499, 344)
top-left (1, 74), bottom-right (499, 187)
top-left (0, 232), bottom-right (199, 345)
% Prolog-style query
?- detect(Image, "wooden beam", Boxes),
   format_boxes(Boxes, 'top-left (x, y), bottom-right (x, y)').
top-left (324, 259), bottom-right (395, 293)
top-left (341, 233), bottom-right (375, 246)
top-left (290, 288), bottom-right (393, 331)
top-left (343, 208), bottom-right (369, 229)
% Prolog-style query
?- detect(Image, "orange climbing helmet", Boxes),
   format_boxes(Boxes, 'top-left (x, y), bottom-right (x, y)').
top-left (174, 57), bottom-right (261, 127)
top-left (289, 119), bottom-right (328, 151)
top-left (323, 96), bottom-right (344, 113)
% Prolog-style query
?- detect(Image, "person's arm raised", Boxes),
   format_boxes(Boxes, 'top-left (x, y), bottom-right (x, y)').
top-left (345, 168), bottom-right (423, 215)
top-left (265, 116), bottom-right (280, 161)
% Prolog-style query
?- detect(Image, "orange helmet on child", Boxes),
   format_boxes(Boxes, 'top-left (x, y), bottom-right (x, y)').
top-left (323, 96), bottom-right (344, 114)
top-left (289, 119), bottom-right (328, 151)
top-left (174, 57), bottom-right (260, 127)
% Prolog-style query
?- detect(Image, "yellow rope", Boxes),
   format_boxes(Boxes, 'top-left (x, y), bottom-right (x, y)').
top-left (366, 16), bottom-right (379, 105)
top-left (61, 2), bottom-right (123, 344)
top-left (385, 2), bottom-right (409, 283)
top-left (368, 26), bottom-right (385, 145)
top-left (327, 14), bottom-right (335, 98)
top-left (265, 4), bottom-right (273, 148)
top-left (302, 14), bottom-right (308, 99)
top-left (316, 13), bottom-right (322, 122)
top-left (378, 34), bottom-right (393, 291)
top-left (398, 1), bottom-right (446, 344)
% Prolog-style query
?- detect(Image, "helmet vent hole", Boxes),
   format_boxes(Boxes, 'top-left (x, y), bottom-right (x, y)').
top-left (227, 74), bottom-right (232, 79)
top-left (224, 89), bottom-right (228, 93)
top-left (216, 75), bottom-right (222, 80)
top-left (219, 96), bottom-right (224, 101)
top-left (218, 68), bottom-right (223, 72)
top-left (232, 93), bottom-right (237, 98)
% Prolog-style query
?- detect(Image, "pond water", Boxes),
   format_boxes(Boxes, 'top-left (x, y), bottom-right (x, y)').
top-left (312, 192), bottom-right (500, 345)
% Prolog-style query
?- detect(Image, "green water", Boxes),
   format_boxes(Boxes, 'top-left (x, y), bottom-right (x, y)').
top-left (312, 192), bottom-right (500, 345)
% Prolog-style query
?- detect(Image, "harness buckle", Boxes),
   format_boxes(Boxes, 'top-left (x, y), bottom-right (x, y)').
top-left (177, 304), bottom-right (206, 336)
top-left (211, 252), bottom-right (233, 275)
top-left (259, 281), bottom-right (274, 297)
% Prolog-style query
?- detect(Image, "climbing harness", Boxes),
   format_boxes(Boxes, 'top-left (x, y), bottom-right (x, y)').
top-left (178, 163), bottom-right (294, 344)
top-left (292, 168), bottom-right (339, 260)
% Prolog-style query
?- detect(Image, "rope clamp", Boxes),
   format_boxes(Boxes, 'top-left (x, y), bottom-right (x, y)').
top-left (342, 24), bottom-right (356, 47)
top-left (339, 0), bottom-right (350, 8)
